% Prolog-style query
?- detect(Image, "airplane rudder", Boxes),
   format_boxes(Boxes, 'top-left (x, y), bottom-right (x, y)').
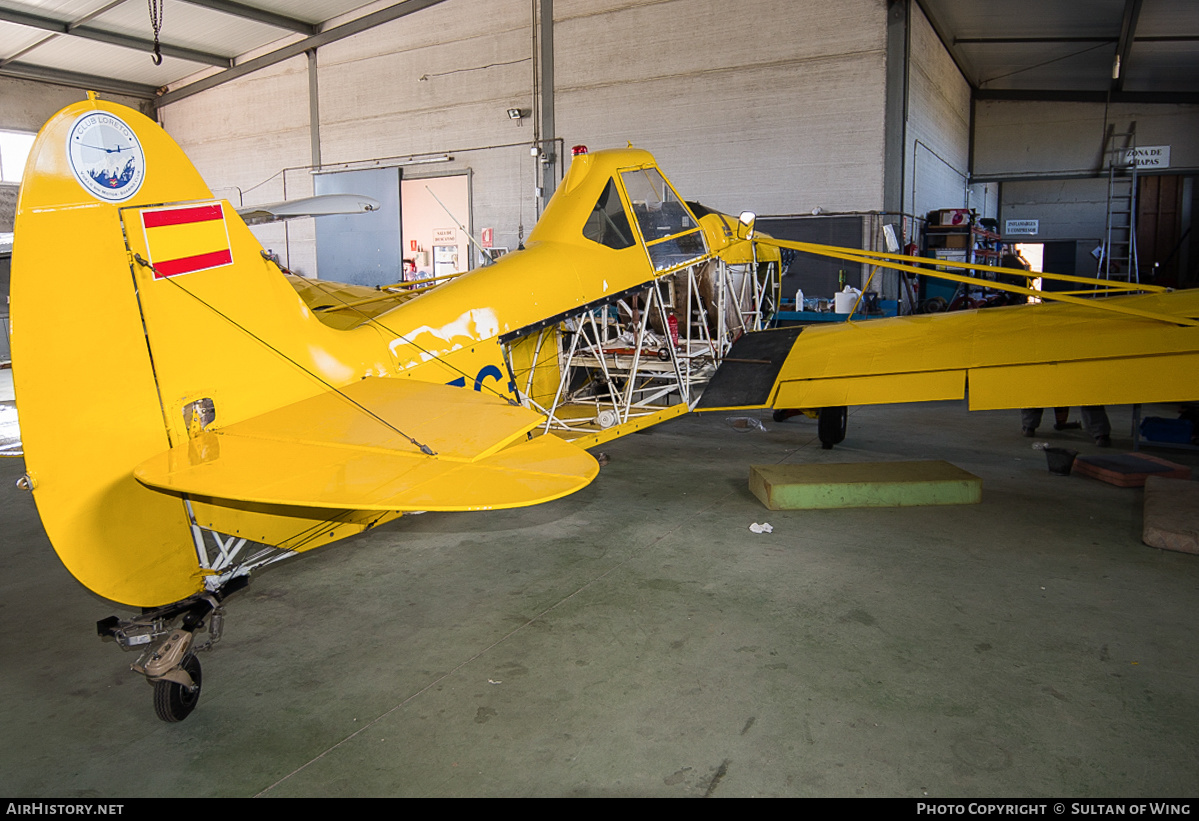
top-left (10, 99), bottom-right (214, 607)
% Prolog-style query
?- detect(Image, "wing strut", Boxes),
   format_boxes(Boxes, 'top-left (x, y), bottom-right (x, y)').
top-left (755, 239), bottom-right (1197, 328)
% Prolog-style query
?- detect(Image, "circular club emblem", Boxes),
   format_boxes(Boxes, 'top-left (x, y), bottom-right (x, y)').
top-left (66, 111), bottom-right (146, 202)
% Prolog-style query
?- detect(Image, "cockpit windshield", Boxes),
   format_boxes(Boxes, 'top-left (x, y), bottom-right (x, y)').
top-left (620, 167), bottom-right (708, 272)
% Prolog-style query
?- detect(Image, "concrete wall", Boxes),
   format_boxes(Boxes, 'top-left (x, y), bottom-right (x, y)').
top-left (973, 99), bottom-right (1199, 244)
top-left (554, 0), bottom-right (889, 217)
top-left (155, 0), bottom-right (897, 279)
top-left (159, 0), bottom-right (539, 276)
top-left (974, 100), bottom-right (1199, 180)
top-left (315, 0), bottom-right (536, 270)
top-left (144, 0), bottom-right (989, 292)
top-left (903, 3), bottom-right (971, 222)
top-left (999, 177), bottom-right (1110, 247)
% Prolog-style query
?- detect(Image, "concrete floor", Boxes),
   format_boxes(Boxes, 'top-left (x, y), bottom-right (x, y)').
top-left (1, 392), bottom-right (1197, 797)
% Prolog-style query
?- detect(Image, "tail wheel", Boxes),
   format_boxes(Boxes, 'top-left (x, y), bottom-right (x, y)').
top-left (818, 406), bottom-right (847, 450)
top-left (153, 653), bottom-right (202, 723)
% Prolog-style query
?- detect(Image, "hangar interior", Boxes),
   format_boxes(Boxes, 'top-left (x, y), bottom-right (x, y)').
top-left (1, 0), bottom-right (1198, 798)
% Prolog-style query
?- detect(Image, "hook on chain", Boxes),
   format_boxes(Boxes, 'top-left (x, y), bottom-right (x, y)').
top-left (148, 0), bottom-right (164, 66)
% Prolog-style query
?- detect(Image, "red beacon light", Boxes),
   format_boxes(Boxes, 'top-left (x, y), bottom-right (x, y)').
top-left (571, 145), bottom-right (588, 156)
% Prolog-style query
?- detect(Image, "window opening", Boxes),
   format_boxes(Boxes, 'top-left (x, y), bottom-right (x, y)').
top-left (0, 131), bottom-right (35, 184)
top-left (582, 178), bottom-right (634, 250)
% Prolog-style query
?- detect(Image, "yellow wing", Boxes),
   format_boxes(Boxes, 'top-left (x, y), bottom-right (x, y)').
top-left (699, 289), bottom-right (1199, 412)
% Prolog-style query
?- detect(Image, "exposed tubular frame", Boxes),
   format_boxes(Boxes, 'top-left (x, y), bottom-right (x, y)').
top-left (506, 257), bottom-right (778, 438)
top-left (183, 499), bottom-right (296, 592)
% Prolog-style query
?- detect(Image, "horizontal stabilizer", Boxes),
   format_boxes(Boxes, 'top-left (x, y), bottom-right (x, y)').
top-left (135, 378), bottom-right (599, 511)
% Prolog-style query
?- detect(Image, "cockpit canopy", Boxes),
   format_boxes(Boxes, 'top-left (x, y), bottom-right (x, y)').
top-left (581, 166), bottom-right (708, 274)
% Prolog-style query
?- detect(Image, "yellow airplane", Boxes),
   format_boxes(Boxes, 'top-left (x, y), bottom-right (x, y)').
top-left (11, 96), bottom-right (1198, 721)
top-left (12, 96), bottom-right (781, 720)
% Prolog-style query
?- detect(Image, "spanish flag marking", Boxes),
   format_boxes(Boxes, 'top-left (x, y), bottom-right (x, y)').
top-left (141, 203), bottom-right (233, 278)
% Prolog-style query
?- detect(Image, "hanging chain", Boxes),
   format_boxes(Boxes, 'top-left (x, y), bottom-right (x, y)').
top-left (148, 0), bottom-right (164, 65)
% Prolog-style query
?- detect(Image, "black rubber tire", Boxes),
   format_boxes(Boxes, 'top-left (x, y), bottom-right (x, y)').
top-left (818, 406), bottom-right (848, 449)
top-left (153, 653), bottom-right (202, 723)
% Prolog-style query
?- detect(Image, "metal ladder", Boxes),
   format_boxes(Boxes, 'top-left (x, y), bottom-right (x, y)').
top-left (1101, 123), bottom-right (1139, 283)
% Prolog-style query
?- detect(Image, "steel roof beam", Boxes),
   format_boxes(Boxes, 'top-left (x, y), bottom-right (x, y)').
top-left (0, 61), bottom-right (159, 99)
top-left (957, 36), bottom-right (1199, 44)
top-left (974, 88), bottom-right (1199, 105)
top-left (175, 0), bottom-right (317, 35)
top-left (156, 0), bottom-right (449, 108)
top-left (0, 7), bottom-right (231, 68)
top-left (1113, 0), bottom-right (1144, 92)
top-left (956, 37), bottom-right (1116, 45)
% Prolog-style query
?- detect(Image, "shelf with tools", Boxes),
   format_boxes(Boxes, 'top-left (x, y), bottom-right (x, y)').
top-left (917, 210), bottom-right (1010, 312)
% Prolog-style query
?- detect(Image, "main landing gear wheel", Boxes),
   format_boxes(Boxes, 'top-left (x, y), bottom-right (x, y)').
top-left (154, 653), bottom-right (202, 723)
top-left (818, 406), bottom-right (848, 450)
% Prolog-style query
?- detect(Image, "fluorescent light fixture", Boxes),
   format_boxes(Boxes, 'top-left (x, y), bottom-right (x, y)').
top-left (400, 154), bottom-right (452, 166)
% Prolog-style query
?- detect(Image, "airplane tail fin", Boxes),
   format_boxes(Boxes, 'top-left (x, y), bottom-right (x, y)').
top-left (14, 97), bottom-right (599, 608)
top-left (12, 97), bottom-right (233, 606)
top-left (13, 98), bottom-right (597, 607)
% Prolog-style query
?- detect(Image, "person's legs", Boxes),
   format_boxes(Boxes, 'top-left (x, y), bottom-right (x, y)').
top-left (1052, 407), bottom-right (1081, 430)
top-left (1081, 406), bottom-right (1112, 445)
top-left (1021, 408), bottom-right (1044, 436)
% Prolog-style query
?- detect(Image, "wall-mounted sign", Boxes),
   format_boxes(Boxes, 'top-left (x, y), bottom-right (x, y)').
top-left (1122, 145), bottom-right (1170, 169)
top-left (432, 227), bottom-right (457, 245)
top-left (481, 227), bottom-right (494, 248)
top-left (1005, 219), bottom-right (1039, 236)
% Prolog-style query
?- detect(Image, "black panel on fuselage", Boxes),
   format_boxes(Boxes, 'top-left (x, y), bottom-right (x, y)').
top-left (695, 326), bottom-right (804, 409)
